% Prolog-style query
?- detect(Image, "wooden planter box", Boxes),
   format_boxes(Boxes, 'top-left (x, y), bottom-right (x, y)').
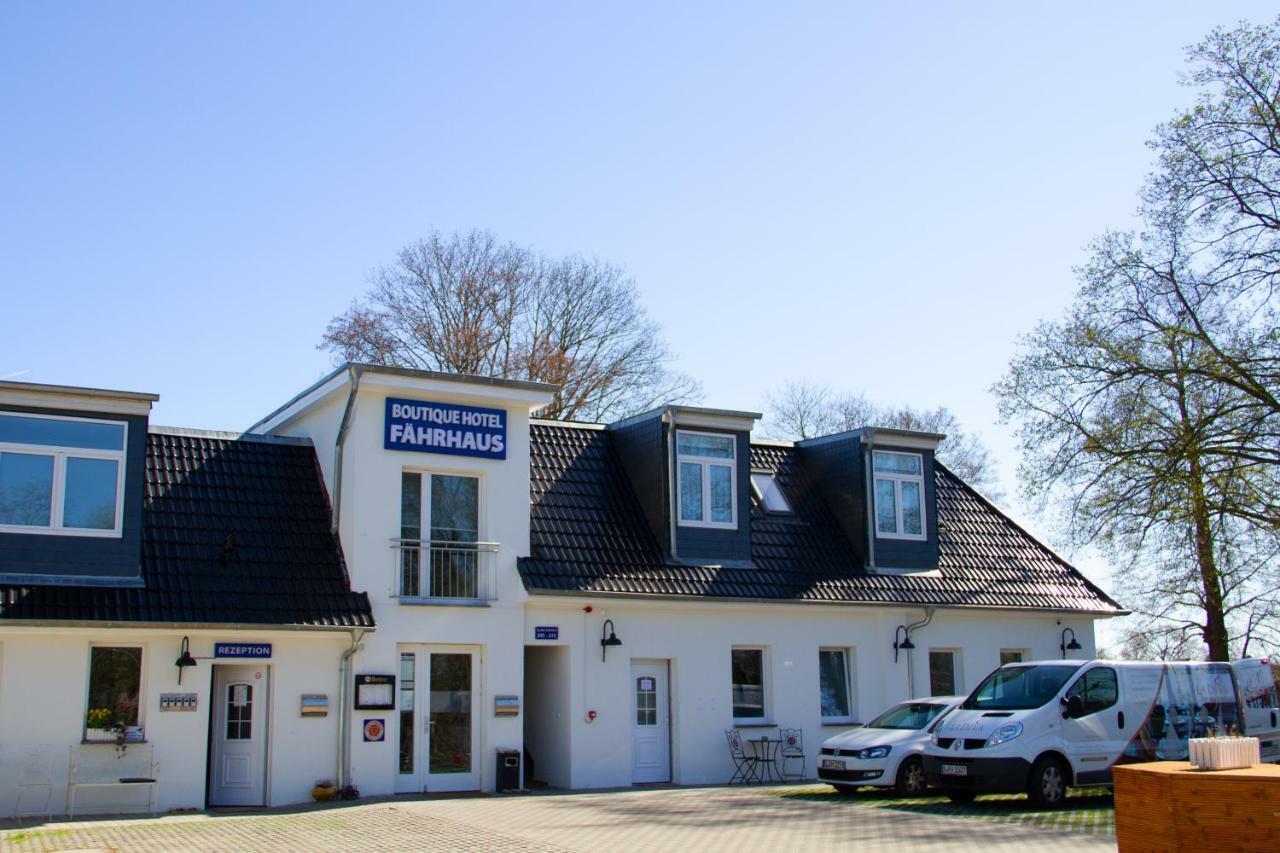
top-left (1113, 760), bottom-right (1280, 852)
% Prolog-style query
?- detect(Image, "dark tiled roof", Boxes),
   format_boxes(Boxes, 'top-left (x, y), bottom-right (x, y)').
top-left (0, 431), bottom-right (374, 628)
top-left (519, 424), bottom-right (1123, 613)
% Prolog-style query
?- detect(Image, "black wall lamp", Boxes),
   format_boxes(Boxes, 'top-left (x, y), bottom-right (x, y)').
top-left (1060, 627), bottom-right (1082, 658)
top-left (893, 625), bottom-right (916, 663)
top-left (175, 636), bottom-right (198, 684)
top-left (600, 619), bottom-right (622, 661)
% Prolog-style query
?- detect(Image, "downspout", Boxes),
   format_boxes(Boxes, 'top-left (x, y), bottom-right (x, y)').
top-left (664, 405), bottom-right (679, 562)
top-left (331, 365), bottom-right (362, 535)
top-left (337, 627), bottom-right (367, 789)
top-left (903, 606), bottom-right (936, 699)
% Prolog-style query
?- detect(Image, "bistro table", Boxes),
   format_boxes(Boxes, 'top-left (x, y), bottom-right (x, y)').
top-left (748, 737), bottom-right (782, 783)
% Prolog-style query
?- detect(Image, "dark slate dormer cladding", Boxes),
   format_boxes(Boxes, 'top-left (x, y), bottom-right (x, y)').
top-left (520, 423), bottom-right (1125, 614)
top-left (0, 430), bottom-right (374, 628)
top-left (799, 431), bottom-right (940, 572)
top-left (0, 405), bottom-right (149, 585)
top-left (608, 413), bottom-right (667, 556)
top-left (672, 430), bottom-right (752, 565)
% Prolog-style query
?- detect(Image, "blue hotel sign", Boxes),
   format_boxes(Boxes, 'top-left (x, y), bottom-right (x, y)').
top-left (385, 397), bottom-right (507, 460)
top-left (214, 642), bottom-right (272, 659)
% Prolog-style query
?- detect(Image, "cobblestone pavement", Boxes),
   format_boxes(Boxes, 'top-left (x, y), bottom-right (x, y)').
top-left (0, 785), bottom-right (1118, 852)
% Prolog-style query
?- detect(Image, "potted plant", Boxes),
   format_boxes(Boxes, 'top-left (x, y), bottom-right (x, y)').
top-left (311, 779), bottom-right (338, 802)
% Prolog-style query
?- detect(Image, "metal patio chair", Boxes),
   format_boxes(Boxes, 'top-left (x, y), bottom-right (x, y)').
top-left (14, 745), bottom-right (55, 820)
top-left (725, 729), bottom-right (759, 784)
top-left (779, 728), bottom-right (806, 781)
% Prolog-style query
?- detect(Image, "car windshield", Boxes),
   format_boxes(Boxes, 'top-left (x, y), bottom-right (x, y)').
top-left (963, 664), bottom-right (1081, 711)
top-left (866, 702), bottom-right (948, 730)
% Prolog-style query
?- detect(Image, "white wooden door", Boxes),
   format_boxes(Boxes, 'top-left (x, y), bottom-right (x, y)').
top-left (631, 660), bottom-right (670, 783)
top-left (396, 647), bottom-right (481, 793)
top-left (210, 665), bottom-right (269, 806)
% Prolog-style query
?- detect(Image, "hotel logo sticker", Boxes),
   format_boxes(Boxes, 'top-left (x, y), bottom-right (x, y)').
top-left (363, 718), bottom-right (386, 742)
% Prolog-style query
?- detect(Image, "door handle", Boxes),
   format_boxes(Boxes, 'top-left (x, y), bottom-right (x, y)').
top-left (1118, 711), bottom-right (1125, 729)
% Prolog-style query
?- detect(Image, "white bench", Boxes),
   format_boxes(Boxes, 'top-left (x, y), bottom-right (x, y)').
top-left (66, 744), bottom-right (159, 818)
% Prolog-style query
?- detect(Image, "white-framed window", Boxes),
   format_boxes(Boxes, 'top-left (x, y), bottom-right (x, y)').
top-left (84, 645), bottom-right (144, 741)
top-left (999, 649), bottom-right (1029, 666)
top-left (928, 648), bottom-right (961, 696)
top-left (872, 450), bottom-right (926, 540)
top-left (750, 471), bottom-right (793, 514)
top-left (0, 412), bottom-right (127, 537)
top-left (676, 430), bottom-right (736, 528)
top-left (731, 647), bottom-right (768, 722)
top-left (399, 471), bottom-right (481, 599)
top-left (819, 647), bottom-right (855, 723)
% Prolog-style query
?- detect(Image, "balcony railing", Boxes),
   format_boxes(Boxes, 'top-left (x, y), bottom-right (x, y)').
top-left (391, 538), bottom-right (499, 603)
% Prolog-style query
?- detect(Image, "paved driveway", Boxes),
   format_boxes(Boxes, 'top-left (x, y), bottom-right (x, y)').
top-left (0, 785), bottom-right (1118, 852)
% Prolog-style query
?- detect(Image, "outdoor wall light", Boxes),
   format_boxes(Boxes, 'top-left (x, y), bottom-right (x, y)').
top-left (893, 625), bottom-right (915, 663)
top-left (1060, 627), bottom-right (1082, 658)
top-left (175, 636), bottom-right (198, 684)
top-left (600, 619), bottom-right (622, 661)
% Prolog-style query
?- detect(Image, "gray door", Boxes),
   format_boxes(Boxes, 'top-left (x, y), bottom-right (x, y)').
top-left (210, 665), bottom-right (269, 806)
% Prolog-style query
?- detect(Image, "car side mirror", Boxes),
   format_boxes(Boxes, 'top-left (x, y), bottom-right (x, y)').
top-left (1062, 695), bottom-right (1085, 719)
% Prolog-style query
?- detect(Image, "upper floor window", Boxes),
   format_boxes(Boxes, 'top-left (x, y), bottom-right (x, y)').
top-left (0, 413), bottom-right (126, 537)
top-left (872, 450), bottom-right (925, 540)
top-left (676, 431), bottom-right (736, 528)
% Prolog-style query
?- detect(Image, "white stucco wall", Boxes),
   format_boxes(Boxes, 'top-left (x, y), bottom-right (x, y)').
top-left (521, 599), bottom-right (1099, 789)
top-left (0, 628), bottom-right (349, 817)
top-left (266, 371), bottom-right (551, 795)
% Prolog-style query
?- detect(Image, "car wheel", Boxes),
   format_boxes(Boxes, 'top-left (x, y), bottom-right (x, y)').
top-left (945, 789), bottom-right (977, 804)
top-left (1026, 756), bottom-right (1067, 808)
top-left (832, 784), bottom-right (861, 795)
top-left (895, 757), bottom-right (927, 796)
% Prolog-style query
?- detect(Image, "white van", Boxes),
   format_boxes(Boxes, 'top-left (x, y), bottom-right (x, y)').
top-left (922, 658), bottom-right (1280, 807)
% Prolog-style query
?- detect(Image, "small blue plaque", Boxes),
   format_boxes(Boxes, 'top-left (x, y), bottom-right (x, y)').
top-left (534, 626), bottom-right (559, 640)
top-left (214, 642), bottom-right (272, 659)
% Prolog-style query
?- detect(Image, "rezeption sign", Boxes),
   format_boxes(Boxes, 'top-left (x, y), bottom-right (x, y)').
top-left (385, 397), bottom-right (507, 460)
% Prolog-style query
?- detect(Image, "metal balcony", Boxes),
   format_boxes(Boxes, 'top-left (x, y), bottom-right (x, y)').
top-left (390, 538), bottom-right (499, 604)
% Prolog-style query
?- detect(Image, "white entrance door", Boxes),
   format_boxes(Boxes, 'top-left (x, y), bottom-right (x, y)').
top-left (395, 647), bottom-right (481, 793)
top-left (210, 665), bottom-right (269, 806)
top-left (631, 660), bottom-right (670, 784)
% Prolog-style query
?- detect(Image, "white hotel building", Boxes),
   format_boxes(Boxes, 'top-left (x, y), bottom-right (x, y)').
top-left (0, 364), bottom-right (1122, 815)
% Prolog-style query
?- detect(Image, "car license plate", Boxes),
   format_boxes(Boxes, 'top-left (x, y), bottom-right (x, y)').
top-left (941, 764), bottom-right (968, 776)
top-left (821, 758), bottom-right (846, 770)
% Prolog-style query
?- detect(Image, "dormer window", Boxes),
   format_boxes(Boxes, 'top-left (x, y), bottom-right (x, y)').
top-left (750, 471), bottom-right (793, 514)
top-left (872, 450), bottom-right (925, 540)
top-left (0, 412), bottom-right (126, 536)
top-left (676, 430), bottom-right (736, 528)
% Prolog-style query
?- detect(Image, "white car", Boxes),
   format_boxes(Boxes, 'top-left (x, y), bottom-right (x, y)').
top-left (817, 696), bottom-right (964, 795)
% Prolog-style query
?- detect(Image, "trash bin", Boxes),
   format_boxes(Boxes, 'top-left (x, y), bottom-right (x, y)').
top-left (496, 748), bottom-right (521, 792)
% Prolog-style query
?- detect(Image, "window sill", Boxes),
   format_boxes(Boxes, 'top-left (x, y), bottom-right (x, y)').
top-left (733, 720), bottom-right (777, 728)
top-left (821, 721), bottom-right (861, 727)
top-left (81, 738), bottom-right (148, 745)
top-left (396, 597), bottom-right (491, 608)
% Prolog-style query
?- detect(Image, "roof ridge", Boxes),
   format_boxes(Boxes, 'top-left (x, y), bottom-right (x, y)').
top-left (149, 425), bottom-right (314, 446)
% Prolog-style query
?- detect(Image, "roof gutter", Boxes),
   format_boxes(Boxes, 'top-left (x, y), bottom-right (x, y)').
top-left (0, 619), bottom-right (375, 631)
top-left (331, 365), bottom-right (362, 536)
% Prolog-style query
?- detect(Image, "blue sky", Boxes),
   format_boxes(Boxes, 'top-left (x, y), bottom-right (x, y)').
top-left (3, 3), bottom-right (1274, 637)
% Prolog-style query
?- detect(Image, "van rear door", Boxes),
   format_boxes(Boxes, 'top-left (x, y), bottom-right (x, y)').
top-left (1232, 659), bottom-right (1280, 762)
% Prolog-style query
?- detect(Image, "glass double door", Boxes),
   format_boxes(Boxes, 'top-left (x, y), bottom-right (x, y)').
top-left (396, 646), bottom-right (480, 793)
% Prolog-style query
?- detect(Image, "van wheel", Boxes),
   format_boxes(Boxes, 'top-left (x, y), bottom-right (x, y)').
top-left (1027, 757), bottom-right (1067, 808)
top-left (945, 789), bottom-right (976, 804)
top-left (895, 757), bottom-right (927, 796)
top-left (832, 784), bottom-right (861, 795)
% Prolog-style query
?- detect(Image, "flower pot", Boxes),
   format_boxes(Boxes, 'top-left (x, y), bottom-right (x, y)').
top-left (311, 784), bottom-right (337, 802)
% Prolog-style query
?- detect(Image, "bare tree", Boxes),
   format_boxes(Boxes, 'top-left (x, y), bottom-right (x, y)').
top-left (322, 229), bottom-right (701, 420)
top-left (765, 381), bottom-right (1002, 497)
top-left (996, 18), bottom-right (1280, 662)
